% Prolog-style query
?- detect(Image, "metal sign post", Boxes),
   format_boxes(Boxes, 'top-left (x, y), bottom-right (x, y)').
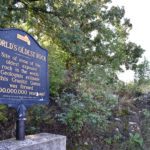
top-left (16, 104), bottom-right (27, 140)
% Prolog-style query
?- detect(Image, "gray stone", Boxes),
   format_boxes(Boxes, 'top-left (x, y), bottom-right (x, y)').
top-left (0, 133), bottom-right (66, 150)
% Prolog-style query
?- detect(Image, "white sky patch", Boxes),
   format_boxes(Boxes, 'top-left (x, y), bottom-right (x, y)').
top-left (117, 69), bottom-right (134, 83)
top-left (112, 0), bottom-right (150, 83)
top-left (117, 70), bottom-right (135, 83)
top-left (90, 30), bottom-right (98, 40)
top-left (15, 2), bottom-right (24, 8)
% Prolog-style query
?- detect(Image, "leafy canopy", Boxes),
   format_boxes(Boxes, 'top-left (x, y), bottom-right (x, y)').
top-left (0, 0), bottom-right (144, 73)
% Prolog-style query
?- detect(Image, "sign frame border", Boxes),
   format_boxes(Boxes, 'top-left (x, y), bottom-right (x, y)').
top-left (0, 28), bottom-right (49, 107)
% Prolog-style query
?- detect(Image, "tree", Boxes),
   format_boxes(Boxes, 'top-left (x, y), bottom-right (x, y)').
top-left (135, 59), bottom-right (150, 84)
top-left (0, 0), bottom-right (144, 74)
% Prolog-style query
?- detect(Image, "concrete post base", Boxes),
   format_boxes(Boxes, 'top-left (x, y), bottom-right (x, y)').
top-left (0, 133), bottom-right (66, 150)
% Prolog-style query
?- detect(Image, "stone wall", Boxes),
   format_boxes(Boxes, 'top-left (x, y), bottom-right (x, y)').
top-left (0, 133), bottom-right (66, 150)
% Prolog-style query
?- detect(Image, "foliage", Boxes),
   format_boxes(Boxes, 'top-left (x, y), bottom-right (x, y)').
top-left (47, 42), bottom-right (68, 95)
top-left (0, 0), bottom-right (144, 73)
top-left (140, 108), bottom-right (150, 150)
top-left (56, 64), bottom-right (119, 148)
top-left (128, 133), bottom-right (144, 150)
top-left (0, 105), bottom-right (7, 122)
top-left (135, 59), bottom-right (150, 84)
top-left (116, 82), bottom-right (142, 99)
top-left (134, 59), bottom-right (150, 93)
top-left (142, 109), bottom-right (150, 118)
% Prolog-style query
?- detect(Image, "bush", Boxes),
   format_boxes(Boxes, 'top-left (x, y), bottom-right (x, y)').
top-left (56, 64), bottom-right (119, 148)
top-left (0, 105), bottom-right (7, 122)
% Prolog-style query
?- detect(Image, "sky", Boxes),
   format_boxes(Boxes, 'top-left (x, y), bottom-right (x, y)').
top-left (112, 0), bottom-right (150, 82)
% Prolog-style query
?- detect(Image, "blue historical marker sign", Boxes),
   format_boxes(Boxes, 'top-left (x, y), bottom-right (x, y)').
top-left (0, 28), bottom-right (49, 107)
